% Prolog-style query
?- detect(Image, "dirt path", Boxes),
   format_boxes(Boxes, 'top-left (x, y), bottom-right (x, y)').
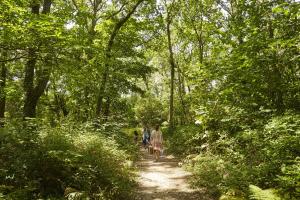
top-left (134, 148), bottom-right (207, 200)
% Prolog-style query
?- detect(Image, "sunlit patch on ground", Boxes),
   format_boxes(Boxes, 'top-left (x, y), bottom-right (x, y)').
top-left (134, 148), bottom-right (209, 200)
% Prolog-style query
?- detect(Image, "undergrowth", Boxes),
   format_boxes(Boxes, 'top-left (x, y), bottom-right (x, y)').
top-left (0, 120), bottom-right (138, 200)
top-left (167, 112), bottom-right (300, 200)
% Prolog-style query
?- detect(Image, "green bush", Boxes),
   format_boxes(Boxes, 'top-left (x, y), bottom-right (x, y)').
top-left (171, 113), bottom-right (300, 199)
top-left (277, 158), bottom-right (300, 200)
top-left (0, 120), bottom-right (137, 200)
top-left (165, 125), bottom-right (203, 156)
top-left (249, 185), bottom-right (281, 200)
top-left (96, 121), bottom-right (139, 161)
top-left (185, 154), bottom-right (224, 197)
top-left (134, 97), bottom-right (167, 126)
top-left (185, 153), bottom-right (253, 199)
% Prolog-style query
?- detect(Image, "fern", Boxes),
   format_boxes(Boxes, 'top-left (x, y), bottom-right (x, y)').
top-left (65, 189), bottom-right (89, 200)
top-left (249, 185), bottom-right (281, 200)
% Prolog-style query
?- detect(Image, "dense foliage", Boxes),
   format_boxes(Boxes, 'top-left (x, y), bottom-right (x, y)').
top-left (154, 0), bottom-right (300, 199)
top-left (0, 0), bottom-right (299, 199)
top-left (0, 120), bottom-right (138, 199)
top-left (172, 113), bottom-right (300, 199)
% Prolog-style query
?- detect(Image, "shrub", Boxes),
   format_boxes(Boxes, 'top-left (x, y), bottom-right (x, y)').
top-left (277, 158), bottom-right (300, 200)
top-left (0, 120), bottom-right (137, 199)
top-left (185, 154), bottom-right (224, 198)
top-left (173, 112), bottom-right (300, 199)
top-left (249, 185), bottom-right (281, 200)
top-left (165, 125), bottom-right (203, 156)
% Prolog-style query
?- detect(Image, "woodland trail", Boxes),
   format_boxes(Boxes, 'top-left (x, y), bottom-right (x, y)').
top-left (134, 148), bottom-right (209, 200)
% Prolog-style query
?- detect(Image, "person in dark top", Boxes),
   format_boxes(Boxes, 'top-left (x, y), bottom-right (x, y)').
top-left (142, 126), bottom-right (150, 148)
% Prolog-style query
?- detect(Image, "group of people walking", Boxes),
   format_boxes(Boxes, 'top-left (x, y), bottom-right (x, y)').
top-left (134, 125), bottom-right (163, 161)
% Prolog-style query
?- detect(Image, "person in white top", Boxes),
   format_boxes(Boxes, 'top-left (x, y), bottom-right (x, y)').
top-left (150, 125), bottom-right (163, 161)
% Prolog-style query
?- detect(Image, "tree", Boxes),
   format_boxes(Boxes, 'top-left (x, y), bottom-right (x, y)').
top-left (23, 0), bottom-right (53, 118)
top-left (0, 50), bottom-right (7, 126)
top-left (165, 1), bottom-right (176, 132)
top-left (95, 0), bottom-right (145, 117)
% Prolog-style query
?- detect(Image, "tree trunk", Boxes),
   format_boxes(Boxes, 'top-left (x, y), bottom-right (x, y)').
top-left (268, 22), bottom-right (284, 113)
top-left (54, 93), bottom-right (69, 117)
top-left (0, 51), bottom-right (7, 127)
top-left (23, 0), bottom-right (52, 118)
top-left (95, 0), bottom-right (144, 117)
top-left (192, 19), bottom-right (204, 64)
top-left (167, 13), bottom-right (175, 132)
top-left (177, 65), bottom-right (188, 124)
top-left (23, 47), bottom-right (38, 118)
top-left (96, 57), bottom-right (109, 116)
top-left (103, 97), bottom-right (111, 121)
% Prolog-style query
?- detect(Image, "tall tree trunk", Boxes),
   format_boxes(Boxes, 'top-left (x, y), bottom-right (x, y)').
top-left (192, 17), bottom-right (204, 64)
top-left (177, 65), bottom-right (188, 124)
top-left (96, 55), bottom-right (109, 116)
top-left (23, 47), bottom-right (38, 118)
top-left (268, 22), bottom-right (284, 113)
top-left (0, 51), bottom-right (7, 127)
top-left (53, 82), bottom-right (69, 118)
top-left (96, 0), bottom-right (144, 117)
top-left (167, 12), bottom-right (175, 132)
top-left (23, 0), bottom-right (52, 118)
top-left (103, 97), bottom-right (111, 121)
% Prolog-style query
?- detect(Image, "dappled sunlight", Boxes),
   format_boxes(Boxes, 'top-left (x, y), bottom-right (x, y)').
top-left (135, 148), bottom-right (206, 200)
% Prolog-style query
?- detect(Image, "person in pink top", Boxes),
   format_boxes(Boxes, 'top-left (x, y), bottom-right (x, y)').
top-left (151, 125), bottom-right (163, 161)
